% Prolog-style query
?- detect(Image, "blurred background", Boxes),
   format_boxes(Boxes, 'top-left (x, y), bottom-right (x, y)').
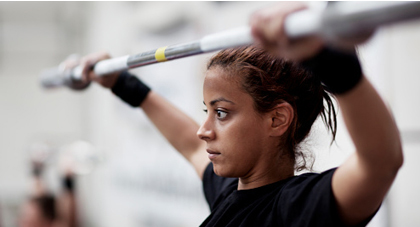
top-left (0, 1), bottom-right (419, 227)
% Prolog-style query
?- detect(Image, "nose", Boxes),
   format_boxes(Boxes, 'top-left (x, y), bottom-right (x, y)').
top-left (197, 117), bottom-right (215, 141)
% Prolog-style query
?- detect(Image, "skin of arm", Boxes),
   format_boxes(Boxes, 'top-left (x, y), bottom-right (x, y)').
top-left (30, 162), bottom-right (47, 197)
top-left (54, 169), bottom-right (78, 227)
top-left (140, 91), bottom-right (209, 178)
top-left (75, 53), bottom-right (209, 179)
top-left (31, 176), bottom-right (47, 197)
top-left (332, 77), bottom-right (403, 225)
top-left (250, 2), bottom-right (403, 225)
top-left (54, 190), bottom-right (77, 227)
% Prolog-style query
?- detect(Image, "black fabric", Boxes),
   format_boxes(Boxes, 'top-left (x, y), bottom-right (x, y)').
top-left (31, 194), bottom-right (56, 221)
top-left (32, 165), bottom-right (43, 177)
top-left (62, 175), bottom-right (75, 192)
top-left (111, 71), bottom-right (151, 107)
top-left (301, 47), bottom-right (362, 94)
top-left (201, 163), bottom-right (376, 227)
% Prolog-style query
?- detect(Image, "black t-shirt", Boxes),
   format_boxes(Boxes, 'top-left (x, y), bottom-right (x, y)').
top-left (201, 163), bottom-right (375, 227)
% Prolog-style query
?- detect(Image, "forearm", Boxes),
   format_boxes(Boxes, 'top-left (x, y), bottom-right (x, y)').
top-left (111, 72), bottom-right (204, 155)
top-left (56, 193), bottom-right (77, 227)
top-left (301, 46), bottom-right (403, 173)
top-left (111, 72), bottom-right (208, 178)
top-left (31, 176), bottom-right (46, 197)
top-left (57, 175), bottom-right (78, 227)
top-left (337, 76), bottom-right (403, 174)
top-left (141, 91), bottom-right (206, 162)
top-left (30, 163), bottom-right (47, 196)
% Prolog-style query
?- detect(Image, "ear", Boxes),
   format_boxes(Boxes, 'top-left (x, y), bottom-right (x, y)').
top-left (268, 102), bottom-right (294, 137)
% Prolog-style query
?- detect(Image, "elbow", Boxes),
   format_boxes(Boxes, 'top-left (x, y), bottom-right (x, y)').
top-left (367, 142), bottom-right (404, 177)
top-left (385, 142), bottom-right (404, 176)
top-left (393, 145), bottom-right (404, 172)
top-left (381, 131), bottom-right (404, 174)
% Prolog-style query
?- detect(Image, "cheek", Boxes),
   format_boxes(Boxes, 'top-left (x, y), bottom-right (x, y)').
top-left (221, 116), bottom-right (265, 157)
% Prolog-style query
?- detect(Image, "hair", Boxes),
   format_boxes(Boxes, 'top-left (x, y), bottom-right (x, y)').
top-left (207, 45), bottom-right (337, 172)
top-left (30, 194), bottom-right (56, 221)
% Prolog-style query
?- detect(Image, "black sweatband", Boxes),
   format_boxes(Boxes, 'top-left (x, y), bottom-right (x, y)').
top-left (111, 71), bottom-right (151, 107)
top-left (301, 47), bottom-right (362, 94)
top-left (62, 175), bottom-right (75, 192)
top-left (32, 166), bottom-right (42, 177)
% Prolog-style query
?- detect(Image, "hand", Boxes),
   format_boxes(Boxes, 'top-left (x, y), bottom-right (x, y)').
top-left (60, 52), bottom-right (120, 89)
top-left (249, 2), bottom-right (325, 61)
top-left (28, 142), bottom-right (52, 177)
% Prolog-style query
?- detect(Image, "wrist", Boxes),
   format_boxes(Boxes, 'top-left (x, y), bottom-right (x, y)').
top-left (300, 47), bottom-right (362, 94)
top-left (111, 71), bottom-right (151, 107)
top-left (32, 163), bottom-right (44, 177)
top-left (62, 175), bottom-right (75, 192)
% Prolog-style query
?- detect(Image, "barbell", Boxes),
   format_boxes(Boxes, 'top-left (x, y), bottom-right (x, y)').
top-left (40, 1), bottom-right (420, 90)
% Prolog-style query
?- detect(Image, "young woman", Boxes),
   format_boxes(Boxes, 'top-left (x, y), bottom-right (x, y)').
top-left (19, 154), bottom-right (77, 227)
top-left (73, 2), bottom-right (403, 226)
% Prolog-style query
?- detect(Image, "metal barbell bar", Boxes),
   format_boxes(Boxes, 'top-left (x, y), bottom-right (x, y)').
top-left (40, 1), bottom-right (420, 90)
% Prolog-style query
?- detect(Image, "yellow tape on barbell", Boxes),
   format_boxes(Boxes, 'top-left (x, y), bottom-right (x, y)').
top-left (155, 46), bottom-right (168, 62)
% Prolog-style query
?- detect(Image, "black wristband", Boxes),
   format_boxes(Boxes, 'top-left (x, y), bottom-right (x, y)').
top-left (111, 71), bottom-right (151, 107)
top-left (32, 163), bottom-right (43, 177)
top-left (32, 166), bottom-right (42, 177)
top-left (62, 175), bottom-right (75, 192)
top-left (301, 47), bottom-right (362, 94)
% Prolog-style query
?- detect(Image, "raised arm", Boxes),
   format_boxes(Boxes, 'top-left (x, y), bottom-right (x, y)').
top-left (250, 2), bottom-right (403, 225)
top-left (30, 161), bottom-right (48, 197)
top-left (140, 91), bottom-right (209, 178)
top-left (331, 77), bottom-right (402, 225)
top-left (70, 52), bottom-right (209, 179)
top-left (55, 173), bottom-right (78, 227)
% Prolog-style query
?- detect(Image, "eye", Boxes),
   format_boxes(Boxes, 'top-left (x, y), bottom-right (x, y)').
top-left (216, 110), bottom-right (228, 119)
top-left (203, 109), bottom-right (208, 114)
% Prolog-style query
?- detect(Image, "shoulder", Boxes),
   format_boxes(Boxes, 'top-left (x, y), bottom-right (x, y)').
top-left (280, 168), bottom-right (337, 202)
top-left (278, 168), bottom-right (345, 226)
top-left (286, 168), bottom-right (337, 187)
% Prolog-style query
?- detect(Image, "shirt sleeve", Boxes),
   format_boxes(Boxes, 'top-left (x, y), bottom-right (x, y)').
top-left (202, 162), bottom-right (238, 210)
top-left (278, 168), bottom-right (377, 227)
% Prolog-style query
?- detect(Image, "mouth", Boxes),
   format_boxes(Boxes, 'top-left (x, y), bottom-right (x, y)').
top-left (206, 149), bottom-right (221, 160)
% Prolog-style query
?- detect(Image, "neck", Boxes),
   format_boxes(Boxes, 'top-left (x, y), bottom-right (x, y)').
top-left (237, 158), bottom-right (294, 190)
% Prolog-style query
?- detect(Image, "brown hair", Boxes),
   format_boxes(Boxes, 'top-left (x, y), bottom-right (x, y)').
top-left (207, 45), bottom-right (337, 172)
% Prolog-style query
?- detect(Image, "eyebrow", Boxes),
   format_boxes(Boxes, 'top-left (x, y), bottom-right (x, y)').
top-left (203, 97), bottom-right (235, 106)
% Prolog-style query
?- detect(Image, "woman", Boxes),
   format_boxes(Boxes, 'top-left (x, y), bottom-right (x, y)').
top-left (18, 153), bottom-right (77, 227)
top-left (74, 2), bottom-right (403, 226)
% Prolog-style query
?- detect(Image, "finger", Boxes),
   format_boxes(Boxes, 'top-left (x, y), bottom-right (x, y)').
top-left (250, 2), bottom-right (309, 56)
top-left (88, 70), bottom-right (99, 82)
top-left (59, 58), bottom-right (79, 72)
top-left (79, 59), bottom-right (89, 83)
top-left (283, 36), bottom-right (324, 61)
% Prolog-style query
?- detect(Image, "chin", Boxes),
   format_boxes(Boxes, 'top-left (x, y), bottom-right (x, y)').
top-left (212, 163), bottom-right (240, 178)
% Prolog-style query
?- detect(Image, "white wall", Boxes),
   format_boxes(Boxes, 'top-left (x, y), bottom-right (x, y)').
top-left (0, 2), bottom-right (419, 227)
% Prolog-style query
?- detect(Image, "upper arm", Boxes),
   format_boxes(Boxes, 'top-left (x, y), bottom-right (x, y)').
top-left (332, 153), bottom-right (397, 225)
top-left (331, 77), bottom-right (403, 225)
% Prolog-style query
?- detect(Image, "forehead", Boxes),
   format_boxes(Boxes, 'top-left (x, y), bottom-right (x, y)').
top-left (204, 67), bottom-right (241, 91)
top-left (204, 67), bottom-right (252, 104)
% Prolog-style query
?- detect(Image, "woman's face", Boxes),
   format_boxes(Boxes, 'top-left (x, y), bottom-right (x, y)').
top-left (197, 67), bottom-right (275, 178)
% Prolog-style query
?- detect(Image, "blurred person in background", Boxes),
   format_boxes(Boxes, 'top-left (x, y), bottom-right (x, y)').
top-left (0, 198), bottom-right (2, 227)
top-left (18, 151), bottom-right (77, 227)
top-left (65, 2), bottom-right (403, 226)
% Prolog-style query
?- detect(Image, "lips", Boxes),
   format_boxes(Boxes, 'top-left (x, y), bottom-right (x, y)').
top-left (206, 149), bottom-right (221, 160)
